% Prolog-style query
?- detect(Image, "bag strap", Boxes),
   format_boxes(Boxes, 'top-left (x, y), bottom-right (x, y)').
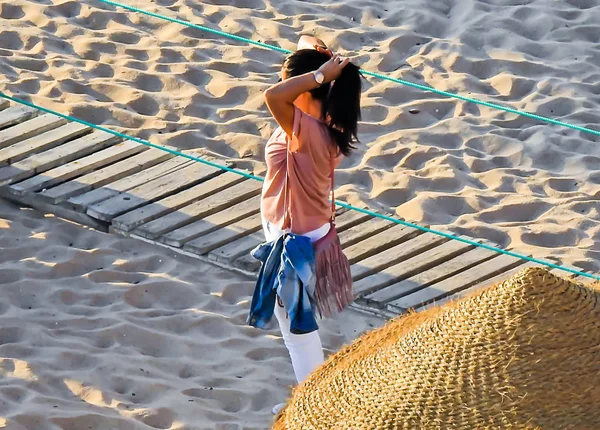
top-left (282, 111), bottom-right (302, 230)
top-left (282, 147), bottom-right (291, 230)
top-left (330, 156), bottom-right (336, 223)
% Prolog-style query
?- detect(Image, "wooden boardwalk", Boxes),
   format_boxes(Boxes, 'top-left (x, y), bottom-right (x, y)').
top-left (0, 101), bottom-right (594, 318)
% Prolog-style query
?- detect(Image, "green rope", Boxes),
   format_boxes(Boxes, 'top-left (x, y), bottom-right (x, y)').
top-left (335, 202), bottom-right (599, 281)
top-left (0, 92), bottom-right (262, 182)
top-left (1, 92), bottom-right (598, 281)
top-left (97, 0), bottom-right (291, 54)
top-left (95, 0), bottom-right (600, 139)
top-left (361, 69), bottom-right (600, 137)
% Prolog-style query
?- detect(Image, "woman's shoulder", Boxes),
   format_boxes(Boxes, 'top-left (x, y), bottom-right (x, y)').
top-left (295, 109), bottom-right (332, 144)
top-left (296, 107), bottom-right (326, 130)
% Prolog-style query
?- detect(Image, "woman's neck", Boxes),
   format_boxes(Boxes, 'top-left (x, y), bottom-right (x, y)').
top-left (294, 97), bottom-right (324, 122)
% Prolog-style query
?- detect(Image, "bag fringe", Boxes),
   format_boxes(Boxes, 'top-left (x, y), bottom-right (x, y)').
top-left (313, 240), bottom-right (354, 318)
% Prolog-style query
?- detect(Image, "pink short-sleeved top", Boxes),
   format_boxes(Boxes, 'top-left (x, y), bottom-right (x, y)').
top-left (261, 106), bottom-right (342, 235)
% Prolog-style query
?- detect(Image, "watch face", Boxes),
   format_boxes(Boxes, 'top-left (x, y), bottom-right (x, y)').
top-left (315, 71), bottom-right (325, 84)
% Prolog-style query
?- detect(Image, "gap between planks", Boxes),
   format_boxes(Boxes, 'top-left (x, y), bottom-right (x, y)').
top-left (133, 178), bottom-right (262, 240)
top-left (8, 140), bottom-right (145, 195)
top-left (387, 253), bottom-right (526, 312)
top-left (0, 130), bottom-right (122, 187)
top-left (111, 171), bottom-right (248, 232)
top-left (40, 148), bottom-right (174, 205)
top-left (86, 160), bottom-right (225, 222)
top-left (66, 155), bottom-right (196, 212)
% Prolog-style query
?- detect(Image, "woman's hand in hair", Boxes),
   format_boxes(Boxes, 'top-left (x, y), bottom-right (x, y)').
top-left (317, 54), bottom-right (350, 84)
top-left (264, 72), bottom-right (321, 139)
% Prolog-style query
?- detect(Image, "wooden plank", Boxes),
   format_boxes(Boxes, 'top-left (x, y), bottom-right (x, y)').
top-left (235, 253), bottom-right (262, 273)
top-left (0, 105), bottom-right (38, 130)
top-left (389, 253), bottom-right (524, 311)
top-left (66, 156), bottom-right (191, 212)
top-left (87, 161), bottom-right (223, 222)
top-left (0, 113), bottom-right (67, 149)
top-left (554, 267), bottom-right (597, 285)
top-left (111, 171), bottom-right (246, 232)
top-left (549, 265), bottom-right (588, 282)
top-left (0, 130), bottom-right (121, 186)
top-left (161, 195), bottom-right (261, 247)
top-left (134, 179), bottom-right (262, 240)
top-left (208, 231), bottom-right (264, 263)
top-left (7, 140), bottom-right (145, 195)
top-left (183, 213), bottom-right (263, 255)
top-left (445, 261), bottom-right (539, 303)
top-left (343, 224), bottom-right (421, 265)
top-left (333, 209), bottom-right (372, 233)
top-left (39, 148), bottom-right (174, 204)
top-left (370, 247), bottom-right (498, 304)
top-left (339, 217), bottom-right (395, 248)
top-left (573, 274), bottom-right (597, 285)
top-left (351, 233), bottom-right (449, 281)
top-left (354, 238), bottom-right (474, 297)
top-left (549, 265), bottom-right (600, 285)
top-left (0, 122), bottom-right (90, 165)
top-left (549, 265), bottom-right (572, 278)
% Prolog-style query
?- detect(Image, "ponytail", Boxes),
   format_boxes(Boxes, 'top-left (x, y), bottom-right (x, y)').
top-left (283, 49), bottom-right (362, 156)
top-left (324, 63), bottom-right (362, 156)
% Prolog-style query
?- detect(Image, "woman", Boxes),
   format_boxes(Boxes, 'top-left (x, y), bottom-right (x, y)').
top-left (260, 36), bottom-right (362, 414)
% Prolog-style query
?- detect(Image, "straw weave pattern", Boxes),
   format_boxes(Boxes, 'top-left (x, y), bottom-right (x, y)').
top-left (273, 268), bottom-right (600, 429)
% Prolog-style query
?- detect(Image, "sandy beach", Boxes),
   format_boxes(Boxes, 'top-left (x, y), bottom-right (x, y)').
top-left (0, 198), bottom-right (382, 429)
top-left (1, 0), bottom-right (599, 428)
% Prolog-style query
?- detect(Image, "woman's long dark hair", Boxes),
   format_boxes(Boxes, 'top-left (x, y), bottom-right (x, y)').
top-left (283, 49), bottom-right (362, 156)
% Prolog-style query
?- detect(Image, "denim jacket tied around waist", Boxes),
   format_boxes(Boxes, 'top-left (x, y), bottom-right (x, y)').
top-left (247, 233), bottom-right (318, 334)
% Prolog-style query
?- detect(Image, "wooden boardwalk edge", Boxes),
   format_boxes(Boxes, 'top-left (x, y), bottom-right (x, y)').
top-left (110, 225), bottom-right (398, 319)
top-left (109, 225), bottom-right (397, 319)
top-left (0, 189), bottom-right (109, 232)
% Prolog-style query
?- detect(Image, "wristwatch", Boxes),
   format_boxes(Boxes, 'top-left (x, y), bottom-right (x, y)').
top-left (313, 71), bottom-right (325, 85)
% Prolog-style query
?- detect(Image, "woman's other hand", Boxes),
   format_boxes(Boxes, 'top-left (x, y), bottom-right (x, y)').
top-left (317, 54), bottom-right (350, 84)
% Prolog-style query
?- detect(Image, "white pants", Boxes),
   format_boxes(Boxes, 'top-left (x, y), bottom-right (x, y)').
top-left (263, 217), bottom-right (328, 383)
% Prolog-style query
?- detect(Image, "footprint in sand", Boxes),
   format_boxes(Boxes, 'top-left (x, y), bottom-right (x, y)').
top-left (47, 1), bottom-right (81, 19)
top-left (134, 407), bottom-right (176, 429)
top-left (0, 269), bottom-right (23, 284)
top-left (546, 178), bottom-right (579, 193)
top-left (0, 4), bottom-right (25, 20)
top-left (0, 327), bottom-right (25, 346)
top-left (124, 281), bottom-right (199, 310)
top-left (477, 201), bottom-right (552, 224)
top-left (87, 269), bottom-right (147, 285)
top-left (182, 387), bottom-right (246, 413)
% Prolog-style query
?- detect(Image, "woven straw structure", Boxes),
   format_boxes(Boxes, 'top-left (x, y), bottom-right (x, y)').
top-left (273, 267), bottom-right (600, 429)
